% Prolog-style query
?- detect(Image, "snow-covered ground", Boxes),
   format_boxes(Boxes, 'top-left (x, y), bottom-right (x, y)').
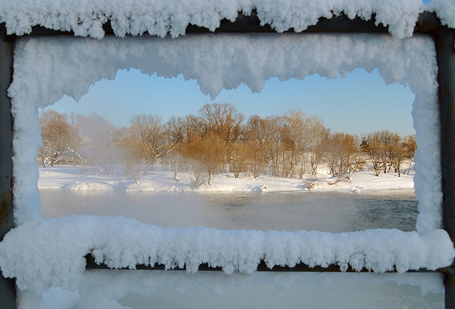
top-left (38, 165), bottom-right (415, 194)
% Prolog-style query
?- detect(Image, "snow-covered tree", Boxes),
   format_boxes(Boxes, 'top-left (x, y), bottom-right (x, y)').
top-left (39, 110), bottom-right (80, 167)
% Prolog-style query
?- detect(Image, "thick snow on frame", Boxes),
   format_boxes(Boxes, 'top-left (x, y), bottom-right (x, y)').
top-left (0, 0), bottom-right (439, 40)
top-left (1, 216), bottom-right (454, 292)
top-left (1, 33), bottom-right (453, 293)
top-left (427, 0), bottom-right (455, 29)
top-left (8, 34), bottom-right (443, 230)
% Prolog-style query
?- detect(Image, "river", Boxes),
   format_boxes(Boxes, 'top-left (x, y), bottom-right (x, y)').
top-left (40, 190), bottom-right (418, 232)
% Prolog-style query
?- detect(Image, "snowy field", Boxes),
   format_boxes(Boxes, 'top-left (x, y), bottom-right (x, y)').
top-left (38, 165), bottom-right (415, 194)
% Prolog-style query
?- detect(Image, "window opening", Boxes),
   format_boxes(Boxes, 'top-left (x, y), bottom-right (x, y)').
top-left (38, 68), bottom-right (418, 233)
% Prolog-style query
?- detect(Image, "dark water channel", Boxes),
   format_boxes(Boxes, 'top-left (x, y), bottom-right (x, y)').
top-left (40, 190), bottom-right (418, 233)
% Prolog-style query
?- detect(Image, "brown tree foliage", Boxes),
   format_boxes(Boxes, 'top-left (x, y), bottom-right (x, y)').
top-left (361, 130), bottom-right (415, 177)
top-left (38, 106), bottom-right (416, 183)
top-left (180, 132), bottom-right (226, 186)
top-left (318, 132), bottom-right (364, 180)
top-left (244, 115), bottom-right (269, 178)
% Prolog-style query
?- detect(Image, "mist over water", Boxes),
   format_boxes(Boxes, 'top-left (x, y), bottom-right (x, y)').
top-left (40, 190), bottom-right (418, 232)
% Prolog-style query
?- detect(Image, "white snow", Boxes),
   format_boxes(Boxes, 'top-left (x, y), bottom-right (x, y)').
top-left (38, 166), bottom-right (415, 193)
top-left (0, 215), bottom-right (452, 293)
top-left (0, 1), bottom-right (454, 306)
top-left (0, 0), bottom-right (446, 39)
top-left (427, 0), bottom-right (455, 29)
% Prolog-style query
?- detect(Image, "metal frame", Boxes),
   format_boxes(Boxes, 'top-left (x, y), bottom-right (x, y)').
top-left (0, 24), bottom-right (16, 309)
top-left (435, 27), bottom-right (455, 309)
top-left (0, 12), bottom-right (453, 308)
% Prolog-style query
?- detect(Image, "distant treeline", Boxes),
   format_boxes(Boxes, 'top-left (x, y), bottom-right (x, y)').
top-left (38, 103), bottom-right (416, 186)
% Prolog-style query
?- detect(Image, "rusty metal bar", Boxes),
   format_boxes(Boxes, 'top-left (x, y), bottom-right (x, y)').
top-left (0, 24), bottom-right (16, 309)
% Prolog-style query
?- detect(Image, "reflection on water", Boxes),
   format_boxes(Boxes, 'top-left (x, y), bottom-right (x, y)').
top-left (40, 190), bottom-right (418, 233)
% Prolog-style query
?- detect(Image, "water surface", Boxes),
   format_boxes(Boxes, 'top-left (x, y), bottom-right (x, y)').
top-left (40, 190), bottom-right (418, 232)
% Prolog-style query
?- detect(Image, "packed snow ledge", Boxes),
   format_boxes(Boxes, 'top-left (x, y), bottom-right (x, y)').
top-left (0, 0), bottom-right (451, 39)
top-left (0, 216), bottom-right (453, 292)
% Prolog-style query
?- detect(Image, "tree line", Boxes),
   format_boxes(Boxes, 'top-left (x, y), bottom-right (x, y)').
top-left (38, 103), bottom-right (416, 187)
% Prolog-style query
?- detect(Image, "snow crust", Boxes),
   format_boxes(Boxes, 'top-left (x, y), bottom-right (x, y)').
top-left (0, 0), bottom-right (432, 39)
top-left (0, 216), bottom-right (452, 293)
top-left (2, 21), bottom-right (453, 298)
top-left (427, 0), bottom-right (455, 29)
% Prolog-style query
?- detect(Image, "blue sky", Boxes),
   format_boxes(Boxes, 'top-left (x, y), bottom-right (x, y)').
top-left (47, 67), bottom-right (416, 136)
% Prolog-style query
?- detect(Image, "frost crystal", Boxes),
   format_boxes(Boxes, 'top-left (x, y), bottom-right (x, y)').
top-left (0, 0), bottom-right (446, 39)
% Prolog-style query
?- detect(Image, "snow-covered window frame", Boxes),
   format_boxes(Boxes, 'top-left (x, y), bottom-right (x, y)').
top-left (0, 3), bottom-right (455, 308)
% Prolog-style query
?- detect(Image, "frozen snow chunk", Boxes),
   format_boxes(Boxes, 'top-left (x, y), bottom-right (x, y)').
top-left (0, 0), bottom-right (436, 39)
top-left (351, 186), bottom-right (364, 193)
top-left (0, 217), bottom-right (453, 292)
top-left (427, 0), bottom-right (455, 29)
top-left (67, 181), bottom-right (113, 191)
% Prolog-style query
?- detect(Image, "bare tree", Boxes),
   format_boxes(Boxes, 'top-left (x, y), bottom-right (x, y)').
top-left (401, 135), bottom-right (417, 175)
top-left (199, 103), bottom-right (245, 174)
top-left (306, 116), bottom-right (329, 176)
top-left (166, 116), bottom-right (187, 181)
top-left (262, 115), bottom-right (286, 177)
top-left (360, 132), bottom-right (383, 176)
top-left (378, 130), bottom-right (401, 174)
top-left (199, 103), bottom-right (245, 143)
top-left (282, 109), bottom-right (311, 178)
top-left (39, 110), bottom-right (78, 167)
top-left (129, 114), bottom-right (178, 169)
top-left (229, 141), bottom-right (250, 178)
top-left (361, 130), bottom-right (403, 176)
top-left (392, 134), bottom-right (417, 177)
top-left (244, 115), bottom-right (269, 178)
top-left (180, 132), bottom-right (225, 185)
top-left (319, 132), bottom-right (364, 180)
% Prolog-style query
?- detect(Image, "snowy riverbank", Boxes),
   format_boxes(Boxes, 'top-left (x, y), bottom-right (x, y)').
top-left (38, 165), bottom-right (414, 193)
